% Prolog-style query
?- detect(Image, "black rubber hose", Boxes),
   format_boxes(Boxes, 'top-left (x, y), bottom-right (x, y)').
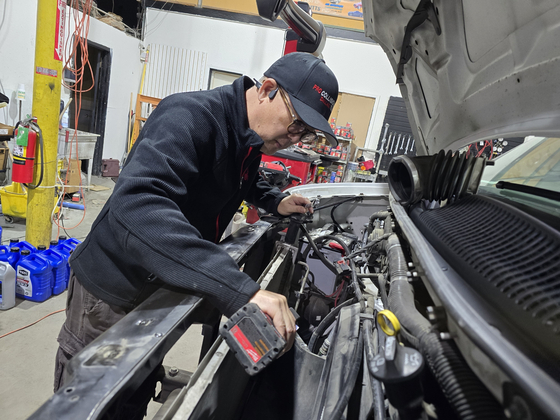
top-left (330, 204), bottom-right (343, 233)
top-left (299, 225), bottom-right (338, 275)
top-left (363, 310), bottom-right (386, 420)
top-left (385, 234), bottom-right (504, 420)
top-left (308, 298), bottom-right (354, 353)
top-left (347, 233), bottom-right (391, 260)
top-left (378, 273), bottom-right (389, 310)
top-left (325, 330), bottom-right (364, 420)
top-left (419, 333), bottom-right (505, 420)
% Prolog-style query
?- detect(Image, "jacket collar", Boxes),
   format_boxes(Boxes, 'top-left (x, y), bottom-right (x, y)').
top-left (223, 76), bottom-right (264, 154)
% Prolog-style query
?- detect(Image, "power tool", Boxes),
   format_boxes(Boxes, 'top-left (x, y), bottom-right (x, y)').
top-left (220, 302), bottom-right (287, 376)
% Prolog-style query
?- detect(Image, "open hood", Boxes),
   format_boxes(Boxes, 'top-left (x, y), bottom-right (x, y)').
top-left (363, 0), bottom-right (560, 155)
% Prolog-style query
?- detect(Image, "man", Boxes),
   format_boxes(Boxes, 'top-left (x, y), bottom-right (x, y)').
top-left (54, 52), bottom-right (339, 406)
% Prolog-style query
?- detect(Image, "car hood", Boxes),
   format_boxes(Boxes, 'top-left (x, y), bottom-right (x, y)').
top-left (362, 0), bottom-right (560, 155)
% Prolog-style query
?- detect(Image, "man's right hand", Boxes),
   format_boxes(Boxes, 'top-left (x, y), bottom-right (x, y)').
top-left (248, 289), bottom-right (296, 352)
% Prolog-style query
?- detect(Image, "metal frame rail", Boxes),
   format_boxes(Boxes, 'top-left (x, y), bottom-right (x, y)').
top-left (29, 221), bottom-right (271, 420)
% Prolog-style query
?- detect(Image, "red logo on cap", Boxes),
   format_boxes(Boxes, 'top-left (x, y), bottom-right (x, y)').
top-left (313, 84), bottom-right (335, 110)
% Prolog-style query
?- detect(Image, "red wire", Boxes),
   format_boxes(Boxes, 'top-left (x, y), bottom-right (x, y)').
top-left (334, 281), bottom-right (344, 307)
top-left (0, 309), bottom-right (65, 339)
top-left (55, 1), bottom-right (93, 234)
top-left (326, 281), bottom-right (343, 298)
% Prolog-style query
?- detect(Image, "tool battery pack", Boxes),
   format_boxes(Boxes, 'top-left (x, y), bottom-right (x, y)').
top-left (220, 302), bottom-right (286, 376)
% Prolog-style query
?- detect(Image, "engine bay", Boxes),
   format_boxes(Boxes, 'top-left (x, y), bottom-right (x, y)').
top-left (31, 152), bottom-right (560, 420)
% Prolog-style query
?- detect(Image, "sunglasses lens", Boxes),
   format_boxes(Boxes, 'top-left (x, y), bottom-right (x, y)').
top-left (301, 132), bottom-right (318, 143)
top-left (287, 121), bottom-right (306, 134)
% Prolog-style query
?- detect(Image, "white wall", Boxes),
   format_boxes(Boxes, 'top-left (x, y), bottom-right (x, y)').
top-left (144, 8), bottom-right (401, 149)
top-left (73, 13), bottom-right (143, 160)
top-left (0, 0), bottom-right (142, 162)
top-left (0, 0), bottom-right (38, 125)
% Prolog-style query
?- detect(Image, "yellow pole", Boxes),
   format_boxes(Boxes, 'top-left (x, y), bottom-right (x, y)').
top-left (27, 0), bottom-right (63, 247)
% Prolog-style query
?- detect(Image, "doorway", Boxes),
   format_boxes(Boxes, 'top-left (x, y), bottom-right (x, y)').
top-left (69, 40), bottom-right (111, 176)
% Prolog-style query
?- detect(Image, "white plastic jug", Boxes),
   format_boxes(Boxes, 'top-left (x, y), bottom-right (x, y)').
top-left (0, 260), bottom-right (16, 310)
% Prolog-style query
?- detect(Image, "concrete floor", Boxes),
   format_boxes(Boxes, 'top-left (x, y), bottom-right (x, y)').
top-left (0, 175), bottom-right (203, 420)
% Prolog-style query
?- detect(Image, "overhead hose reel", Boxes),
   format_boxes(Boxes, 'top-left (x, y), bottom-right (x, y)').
top-left (387, 150), bottom-right (487, 206)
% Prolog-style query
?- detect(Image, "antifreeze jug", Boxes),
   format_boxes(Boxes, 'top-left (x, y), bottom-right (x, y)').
top-left (16, 251), bottom-right (52, 302)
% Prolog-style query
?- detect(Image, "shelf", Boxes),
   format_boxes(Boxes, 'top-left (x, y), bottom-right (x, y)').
top-left (336, 136), bottom-right (354, 142)
top-left (318, 133), bottom-right (353, 143)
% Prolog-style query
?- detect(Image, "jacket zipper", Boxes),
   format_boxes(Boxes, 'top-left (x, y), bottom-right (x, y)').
top-left (239, 147), bottom-right (253, 189)
top-left (214, 214), bottom-right (221, 243)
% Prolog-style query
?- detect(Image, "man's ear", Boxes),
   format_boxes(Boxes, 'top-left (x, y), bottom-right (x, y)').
top-left (257, 78), bottom-right (278, 101)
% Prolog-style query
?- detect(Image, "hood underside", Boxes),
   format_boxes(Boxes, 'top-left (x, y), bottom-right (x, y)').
top-left (362, 0), bottom-right (560, 154)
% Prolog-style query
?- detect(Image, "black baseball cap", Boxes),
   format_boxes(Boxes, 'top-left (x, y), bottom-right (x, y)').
top-left (264, 52), bottom-right (339, 146)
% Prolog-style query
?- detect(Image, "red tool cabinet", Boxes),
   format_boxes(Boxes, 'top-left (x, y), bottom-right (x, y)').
top-left (261, 149), bottom-right (320, 188)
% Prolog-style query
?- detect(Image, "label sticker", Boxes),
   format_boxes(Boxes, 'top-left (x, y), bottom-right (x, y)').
top-left (54, 0), bottom-right (66, 61)
top-left (16, 127), bottom-right (29, 146)
top-left (36, 67), bottom-right (58, 78)
top-left (13, 145), bottom-right (24, 157)
top-left (16, 267), bottom-right (32, 297)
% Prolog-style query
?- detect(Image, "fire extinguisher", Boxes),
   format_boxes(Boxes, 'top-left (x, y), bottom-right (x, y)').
top-left (12, 117), bottom-right (44, 188)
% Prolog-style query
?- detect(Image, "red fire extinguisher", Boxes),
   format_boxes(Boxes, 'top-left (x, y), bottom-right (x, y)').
top-left (12, 117), bottom-right (44, 187)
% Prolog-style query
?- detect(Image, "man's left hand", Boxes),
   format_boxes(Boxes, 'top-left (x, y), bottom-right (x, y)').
top-left (277, 194), bottom-right (312, 216)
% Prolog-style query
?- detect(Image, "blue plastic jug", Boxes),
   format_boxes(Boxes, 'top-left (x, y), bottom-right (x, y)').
top-left (0, 246), bottom-right (21, 269)
top-left (15, 253), bottom-right (52, 302)
top-left (52, 244), bottom-right (72, 288)
top-left (64, 238), bottom-right (82, 250)
top-left (8, 247), bottom-right (20, 270)
top-left (15, 241), bottom-right (37, 255)
top-left (0, 245), bottom-right (9, 261)
top-left (42, 249), bottom-right (67, 295)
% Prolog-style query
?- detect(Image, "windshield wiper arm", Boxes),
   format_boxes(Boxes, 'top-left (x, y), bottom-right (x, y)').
top-left (495, 181), bottom-right (560, 202)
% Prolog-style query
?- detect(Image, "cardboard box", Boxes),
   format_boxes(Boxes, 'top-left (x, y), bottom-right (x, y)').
top-left (61, 158), bottom-right (82, 194)
top-left (0, 146), bottom-right (8, 171)
top-left (0, 123), bottom-right (14, 139)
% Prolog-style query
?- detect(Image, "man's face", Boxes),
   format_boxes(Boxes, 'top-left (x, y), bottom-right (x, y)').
top-left (257, 89), bottom-right (316, 156)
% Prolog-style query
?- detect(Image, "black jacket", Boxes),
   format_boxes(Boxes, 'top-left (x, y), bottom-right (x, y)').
top-left (70, 77), bottom-right (287, 317)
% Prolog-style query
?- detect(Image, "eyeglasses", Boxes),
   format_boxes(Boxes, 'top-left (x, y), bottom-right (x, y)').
top-left (254, 79), bottom-right (319, 144)
top-left (277, 88), bottom-right (318, 144)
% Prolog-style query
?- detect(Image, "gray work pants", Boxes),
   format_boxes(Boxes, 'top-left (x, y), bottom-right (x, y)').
top-left (54, 273), bottom-right (157, 419)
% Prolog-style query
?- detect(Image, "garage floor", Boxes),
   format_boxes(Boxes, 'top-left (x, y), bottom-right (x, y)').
top-left (0, 175), bottom-right (203, 420)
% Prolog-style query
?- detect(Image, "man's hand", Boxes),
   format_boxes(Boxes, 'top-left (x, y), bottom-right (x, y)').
top-left (277, 193), bottom-right (313, 216)
top-left (249, 290), bottom-right (296, 352)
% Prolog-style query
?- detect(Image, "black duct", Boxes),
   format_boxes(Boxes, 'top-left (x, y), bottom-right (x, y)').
top-left (387, 150), bottom-right (486, 206)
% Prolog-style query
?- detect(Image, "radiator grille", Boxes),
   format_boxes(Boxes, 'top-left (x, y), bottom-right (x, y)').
top-left (413, 194), bottom-right (560, 360)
